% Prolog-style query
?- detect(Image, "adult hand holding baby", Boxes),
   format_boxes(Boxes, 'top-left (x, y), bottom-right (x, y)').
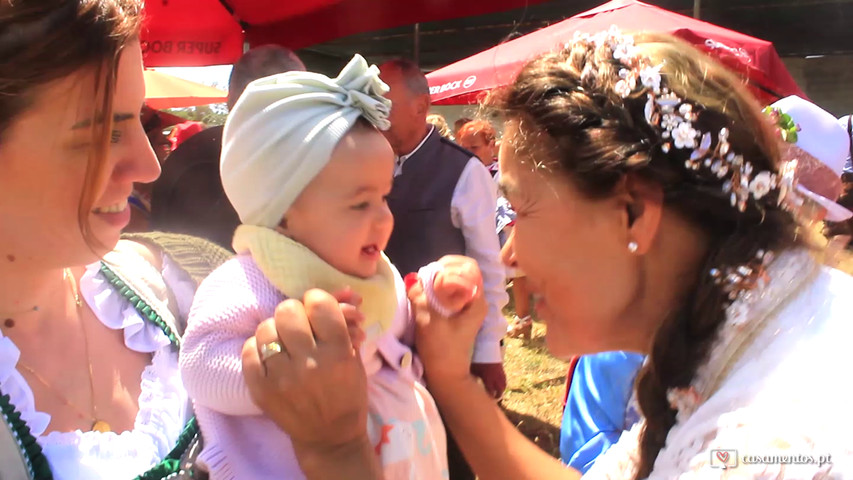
top-left (241, 288), bottom-right (382, 479)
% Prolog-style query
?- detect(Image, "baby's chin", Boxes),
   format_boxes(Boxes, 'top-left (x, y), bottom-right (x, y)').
top-left (340, 260), bottom-right (380, 279)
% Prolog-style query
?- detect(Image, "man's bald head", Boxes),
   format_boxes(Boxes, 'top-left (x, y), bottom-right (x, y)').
top-left (379, 59), bottom-right (429, 97)
top-left (379, 59), bottom-right (432, 156)
top-left (228, 45), bottom-right (306, 109)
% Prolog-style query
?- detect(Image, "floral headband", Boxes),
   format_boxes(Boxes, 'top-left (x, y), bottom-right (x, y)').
top-left (573, 27), bottom-right (788, 216)
top-left (571, 27), bottom-right (851, 302)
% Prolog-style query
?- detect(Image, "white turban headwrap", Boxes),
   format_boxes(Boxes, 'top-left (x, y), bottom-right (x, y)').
top-left (221, 54), bottom-right (392, 228)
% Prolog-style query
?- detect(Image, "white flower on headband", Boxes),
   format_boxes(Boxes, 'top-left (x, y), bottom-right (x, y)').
top-left (748, 172), bottom-right (773, 200)
top-left (673, 121), bottom-right (698, 149)
top-left (640, 64), bottom-right (663, 93)
top-left (613, 42), bottom-right (637, 64)
top-left (614, 79), bottom-right (634, 98)
top-left (661, 113), bottom-right (679, 131)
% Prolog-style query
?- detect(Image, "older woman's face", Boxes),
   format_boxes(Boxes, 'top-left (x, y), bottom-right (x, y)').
top-left (0, 42), bottom-right (159, 267)
top-left (498, 123), bottom-right (641, 357)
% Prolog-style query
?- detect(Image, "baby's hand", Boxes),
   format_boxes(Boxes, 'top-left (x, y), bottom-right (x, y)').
top-left (333, 287), bottom-right (366, 351)
top-left (433, 262), bottom-right (481, 314)
top-left (414, 256), bottom-right (483, 317)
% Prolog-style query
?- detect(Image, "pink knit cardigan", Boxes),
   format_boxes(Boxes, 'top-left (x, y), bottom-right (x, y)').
top-left (180, 254), bottom-right (448, 480)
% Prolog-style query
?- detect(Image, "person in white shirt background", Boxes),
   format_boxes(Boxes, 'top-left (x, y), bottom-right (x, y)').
top-left (457, 119), bottom-right (535, 338)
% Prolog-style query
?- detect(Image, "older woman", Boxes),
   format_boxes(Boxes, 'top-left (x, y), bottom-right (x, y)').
top-left (0, 1), bottom-right (228, 478)
top-left (242, 31), bottom-right (853, 479)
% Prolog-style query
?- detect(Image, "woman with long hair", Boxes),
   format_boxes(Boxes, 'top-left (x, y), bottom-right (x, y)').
top-left (0, 2), bottom-right (228, 478)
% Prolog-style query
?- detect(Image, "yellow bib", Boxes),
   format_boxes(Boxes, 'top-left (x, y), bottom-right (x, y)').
top-left (232, 225), bottom-right (397, 339)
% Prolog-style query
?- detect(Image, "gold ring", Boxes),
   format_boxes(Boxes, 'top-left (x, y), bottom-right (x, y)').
top-left (260, 341), bottom-right (284, 361)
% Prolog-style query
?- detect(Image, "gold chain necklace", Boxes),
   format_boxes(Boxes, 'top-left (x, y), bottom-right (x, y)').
top-left (14, 268), bottom-right (111, 433)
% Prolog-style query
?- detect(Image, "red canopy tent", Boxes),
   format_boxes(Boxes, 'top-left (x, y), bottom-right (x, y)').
top-left (141, 0), bottom-right (552, 67)
top-left (427, 0), bottom-right (805, 105)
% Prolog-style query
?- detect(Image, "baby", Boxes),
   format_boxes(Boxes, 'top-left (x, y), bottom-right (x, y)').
top-left (179, 55), bottom-right (480, 480)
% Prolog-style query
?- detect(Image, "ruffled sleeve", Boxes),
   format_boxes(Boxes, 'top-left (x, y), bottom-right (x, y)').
top-left (78, 252), bottom-right (196, 353)
top-left (80, 262), bottom-right (171, 353)
top-left (0, 335), bottom-right (52, 437)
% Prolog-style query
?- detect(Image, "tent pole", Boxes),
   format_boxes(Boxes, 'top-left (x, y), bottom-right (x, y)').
top-left (693, 0), bottom-right (701, 18)
top-left (414, 23), bottom-right (421, 65)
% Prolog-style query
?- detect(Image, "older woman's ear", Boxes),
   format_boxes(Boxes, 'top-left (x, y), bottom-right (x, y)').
top-left (622, 173), bottom-right (664, 255)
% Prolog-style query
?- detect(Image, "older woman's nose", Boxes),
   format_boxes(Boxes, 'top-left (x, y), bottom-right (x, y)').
top-left (500, 228), bottom-right (518, 269)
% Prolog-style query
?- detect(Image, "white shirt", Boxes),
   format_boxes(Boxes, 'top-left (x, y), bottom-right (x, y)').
top-left (395, 126), bottom-right (509, 364)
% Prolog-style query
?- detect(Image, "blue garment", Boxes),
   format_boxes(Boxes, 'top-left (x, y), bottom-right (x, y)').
top-left (496, 196), bottom-right (515, 237)
top-left (560, 351), bottom-right (645, 474)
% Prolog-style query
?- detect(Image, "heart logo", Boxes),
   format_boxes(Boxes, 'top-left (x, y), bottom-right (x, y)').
top-left (716, 451), bottom-right (730, 463)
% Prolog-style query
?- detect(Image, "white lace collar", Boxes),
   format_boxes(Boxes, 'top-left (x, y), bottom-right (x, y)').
top-left (666, 249), bottom-right (820, 422)
top-left (585, 248), bottom-right (825, 480)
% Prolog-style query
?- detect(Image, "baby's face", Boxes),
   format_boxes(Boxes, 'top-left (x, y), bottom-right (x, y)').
top-left (281, 125), bottom-right (395, 278)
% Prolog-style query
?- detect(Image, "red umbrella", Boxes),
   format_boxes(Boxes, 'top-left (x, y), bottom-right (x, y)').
top-left (427, 0), bottom-right (805, 105)
top-left (140, 0), bottom-right (551, 67)
top-left (141, 0), bottom-right (245, 67)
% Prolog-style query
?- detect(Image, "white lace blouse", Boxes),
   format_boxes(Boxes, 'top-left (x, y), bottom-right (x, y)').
top-left (0, 256), bottom-right (196, 480)
top-left (584, 250), bottom-right (853, 479)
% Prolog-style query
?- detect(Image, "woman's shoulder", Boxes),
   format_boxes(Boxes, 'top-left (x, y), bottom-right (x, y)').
top-left (119, 232), bottom-right (233, 286)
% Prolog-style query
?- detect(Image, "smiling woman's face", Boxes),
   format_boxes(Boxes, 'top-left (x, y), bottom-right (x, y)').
top-left (0, 42), bottom-right (160, 267)
top-left (497, 121), bottom-right (645, 357)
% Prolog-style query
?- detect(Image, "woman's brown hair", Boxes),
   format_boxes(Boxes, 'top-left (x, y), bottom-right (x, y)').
top-left (0, 0), bottom-right (142, 248)
top-left (490, 32), bottom-right (801, 478)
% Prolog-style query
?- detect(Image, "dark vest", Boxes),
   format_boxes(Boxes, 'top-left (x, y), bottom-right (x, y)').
top-left (385, 128), bottom-right (471, 275)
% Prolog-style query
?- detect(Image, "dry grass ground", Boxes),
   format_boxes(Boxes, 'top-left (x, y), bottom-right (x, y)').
top-left (498, 284), bottom-right (569, 459)
top-left (500, 320), bottom-right (568, 458)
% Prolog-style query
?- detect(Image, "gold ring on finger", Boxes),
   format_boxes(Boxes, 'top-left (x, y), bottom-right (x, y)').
top-left (260, 341), bottom-right (284, 362)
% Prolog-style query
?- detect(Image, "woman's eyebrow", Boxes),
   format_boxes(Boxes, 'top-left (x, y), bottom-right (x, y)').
top-left (71, 112), bottom-right (136, 130)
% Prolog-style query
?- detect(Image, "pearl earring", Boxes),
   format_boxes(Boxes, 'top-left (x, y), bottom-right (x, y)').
top-left (628, 241), bottom-right (638, 253)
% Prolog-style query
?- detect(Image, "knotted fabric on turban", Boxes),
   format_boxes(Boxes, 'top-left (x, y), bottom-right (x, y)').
top-left (221, 54), bottom-right (391, 228)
